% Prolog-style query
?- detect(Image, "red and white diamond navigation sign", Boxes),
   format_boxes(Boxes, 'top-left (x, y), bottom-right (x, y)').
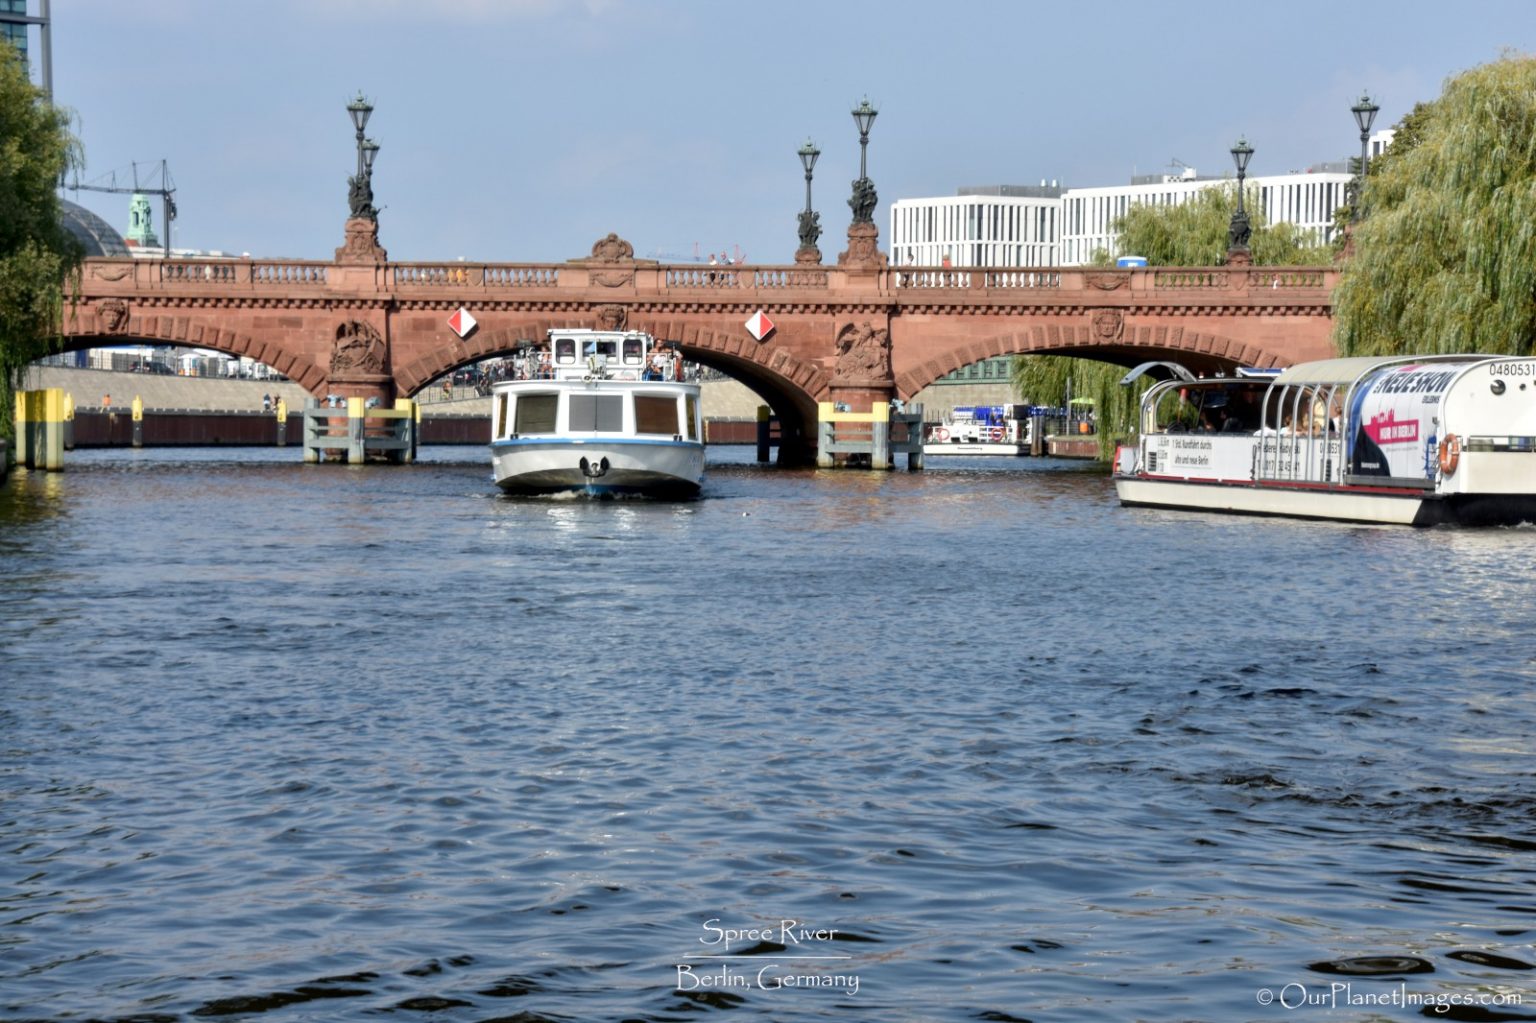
top-left (745, 309), bottom-right (775, 341)
top-left (447, 307), bottom-right (478, 339)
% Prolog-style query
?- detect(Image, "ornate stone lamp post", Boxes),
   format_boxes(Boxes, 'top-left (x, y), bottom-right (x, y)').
top-left (1350, 92), bottom-right (1379, 221)
top-left (839, 96), bottom-right (885, 268)
top-left (1226, 136), bottom-right (1253, 265)
top-left (795, 138), bottom-right (822, 264)
top-left (337, 91), bottom-right (387, 264)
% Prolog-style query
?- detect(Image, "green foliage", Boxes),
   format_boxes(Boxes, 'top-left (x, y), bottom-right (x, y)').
top-left (1334, 54), bottom-right (1536, 357)
top-left (1009, 354), bottom-right (1150, 460)
top-left (1333, 56), bottom-right (1536, 357)
top-left (0, 46), bottom-right (82, 442)
top-left (1112, 184), bottom-right (1331, 266)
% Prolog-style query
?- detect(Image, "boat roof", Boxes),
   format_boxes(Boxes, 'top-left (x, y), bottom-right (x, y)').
top-left (1272, 354), bottom-right (1492, 387)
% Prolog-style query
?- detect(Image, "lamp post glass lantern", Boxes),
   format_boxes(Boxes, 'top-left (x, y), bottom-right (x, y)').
top-left (799, 138), bottom-right (820, 210)
top-left (1351, 92), bottom-right (1379, 220)
top-left (346, 92), bottom-right (379, 222)
top-left (848, 97), bottom-right (879, 225)
top-left (852, 97), bottom-right (877, 178)
top-left (1227, 136), bottom-right (1253, 254)
top-left (796, 138), bottom-right (822, 255)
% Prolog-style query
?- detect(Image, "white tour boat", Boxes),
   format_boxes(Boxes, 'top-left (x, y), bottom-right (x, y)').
top-left (488, 329), bottom-right (704, 496)
top-left (923, 403), bottom-right (1033, 456)
top-left (1113, 354), bottom-right (1536, 526)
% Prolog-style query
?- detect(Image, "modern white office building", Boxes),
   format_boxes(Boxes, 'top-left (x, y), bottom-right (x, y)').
top-left (888, 184), bottom-right (1064, 268)
top-left (890, 131), bottom-right (1393, 267)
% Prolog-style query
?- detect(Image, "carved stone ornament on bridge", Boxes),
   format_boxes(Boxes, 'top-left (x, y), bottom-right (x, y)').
top-left (97, 299), bottom-right (129, 335)
top-left (837, 221), bottom-right (886, 270)
top-left (587, 233), bottom-right (636, 262)
top-left (832, 322), bottom-right (893, 386)
top-left (596, 305), bottom-right (628, 331)
top-left (1084, 271), bottom-right (1130, 291)
top-left (89, 263), bottom-right (132, 282)
top-left (330, 320), bottom-right (387, 376)
top-left (1092, 310), bottom-right (1125, 343)
top-left (335, 217), bottom-right (389, 265)
top-left (584, 234), bottom-right (637, 287)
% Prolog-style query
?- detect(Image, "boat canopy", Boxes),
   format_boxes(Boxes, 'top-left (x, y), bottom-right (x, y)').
top-left (1273, 354), bottom-right (1481, 387)
top-left (1119, 361), bottom-right (1195, 385)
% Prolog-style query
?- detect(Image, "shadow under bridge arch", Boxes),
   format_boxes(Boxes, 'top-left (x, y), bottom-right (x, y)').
top-left (639, 325), bottom-right (828, 468)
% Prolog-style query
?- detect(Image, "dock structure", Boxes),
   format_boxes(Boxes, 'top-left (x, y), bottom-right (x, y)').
top-left (816, 400), bottom-right (924, 470)
top-left (302, 397), bottom-right (419, 464)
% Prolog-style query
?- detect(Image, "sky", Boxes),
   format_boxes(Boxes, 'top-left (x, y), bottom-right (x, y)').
top-left (40, 0), bottom-right (1536, 266)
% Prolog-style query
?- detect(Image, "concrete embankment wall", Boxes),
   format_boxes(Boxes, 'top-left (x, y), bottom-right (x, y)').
top-left (19, 366), bottom-right (1017, 447)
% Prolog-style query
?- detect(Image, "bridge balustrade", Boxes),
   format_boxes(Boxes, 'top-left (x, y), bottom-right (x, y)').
top-left (482, 266), bottom-right (559, 287)
top-left (751, 268), bottom-right (829, 289)
top-left (982, 270), bottom-right (1061, 289)
top-left (665, 267), bottom-right (744, 289)
top-left (252, 263), bottom-right (328, 285)
top-left (1246, 269), bottom-right (1327, 290)
top-left (895, 269), bottom-right (972, 288)
top-left (1153, 270), bottom-right (1229, 289)
top-left (161, 262), bottom-right (239, 284)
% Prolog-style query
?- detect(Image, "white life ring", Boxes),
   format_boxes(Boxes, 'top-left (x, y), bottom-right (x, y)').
top-left (933, 427), bottom-right (950, 442)
top-left (988, 427), bottom-right (1004, 442)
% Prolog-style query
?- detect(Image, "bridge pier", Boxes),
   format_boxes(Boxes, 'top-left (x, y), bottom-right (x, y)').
top-left (815, 397), bottom-right (923, 470)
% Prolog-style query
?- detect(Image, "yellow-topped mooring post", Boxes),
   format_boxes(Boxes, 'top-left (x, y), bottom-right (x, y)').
top-left (275, 397), bottom-right (288, 446)
top-left (347, 396), bottom-right (367, 463)
top-left (131, 395), bottom-right (144, 448)
top-left (817, 400), bottom-right (891, 468)
top-left (870, 400), bottom-right (891, 469)
top-left (393, 398), bottom-right (417, 463)
top-left (14, 388), bottom-right (66, 470)
top-left (63, 392), bottom-right (75, 450)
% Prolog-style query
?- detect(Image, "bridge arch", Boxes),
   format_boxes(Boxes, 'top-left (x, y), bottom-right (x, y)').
top-left (393, 315), bottom-right (832, 451)
top-left (59, 311), bottom-right (331, 395)
top-left (893, 325), bottom-right (1289, 399)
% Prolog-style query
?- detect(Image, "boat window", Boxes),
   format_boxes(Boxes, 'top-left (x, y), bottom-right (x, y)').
top-left (569, 393), bottom-right (624, 432)
top-left (496, 394), bottom-right (509, 438)
top-left (685, 394), bottom-right (699, 441)
top-left (554, 337), bottom-right (576, 364)
top-left (514, 393), bottom-right (558, 434)
top-left (623, 338), bottom-right (643, 365)
top-left (634, 394), bottom-right (678, 435)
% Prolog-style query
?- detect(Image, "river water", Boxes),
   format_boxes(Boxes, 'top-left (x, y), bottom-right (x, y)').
top-left (3, 446), bottom-right (1535, 1023)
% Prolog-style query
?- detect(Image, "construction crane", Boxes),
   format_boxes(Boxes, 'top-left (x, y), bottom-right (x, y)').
top-left (65, 160), bottom-right (177, 255)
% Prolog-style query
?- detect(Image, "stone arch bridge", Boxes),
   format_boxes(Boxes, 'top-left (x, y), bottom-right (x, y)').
top-left (66, 230), bottom-right (1338, 461)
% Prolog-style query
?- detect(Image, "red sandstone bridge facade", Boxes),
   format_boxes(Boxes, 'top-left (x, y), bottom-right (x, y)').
top-left (65, 224), bottom-right (1339, 460)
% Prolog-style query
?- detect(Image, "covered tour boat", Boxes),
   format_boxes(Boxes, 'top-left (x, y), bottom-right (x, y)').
top-left (489, 329), bottom-right (704, 496)
top-left (1113, 355), bottom-right (1536, 526)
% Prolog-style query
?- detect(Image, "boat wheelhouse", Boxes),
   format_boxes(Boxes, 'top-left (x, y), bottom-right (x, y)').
top-left (488, 330), bottom-right (704, 496)
top-left (1113, 355), bottom-right (1536, 526)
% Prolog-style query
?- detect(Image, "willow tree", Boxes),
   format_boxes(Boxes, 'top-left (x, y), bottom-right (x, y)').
top-left (1103, 183), bottom-right (1333, 267)
top-left (0, 46), bottom-right (82, 443)
top-left (1009, 354), bottom-right (1147, 458)
top-left (1334, 54), bottom-right (1536, 356)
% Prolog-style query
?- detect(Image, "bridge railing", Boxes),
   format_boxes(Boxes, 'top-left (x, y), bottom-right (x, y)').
top-left (81, 256), bottom-right (1336, 300)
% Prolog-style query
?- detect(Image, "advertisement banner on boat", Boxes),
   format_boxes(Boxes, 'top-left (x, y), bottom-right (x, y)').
top-left (1348, 364), bottom-right (1454, 478)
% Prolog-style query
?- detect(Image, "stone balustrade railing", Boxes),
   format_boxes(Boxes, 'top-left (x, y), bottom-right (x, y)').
top-left (85, 257), bottom-right (1338, 299)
